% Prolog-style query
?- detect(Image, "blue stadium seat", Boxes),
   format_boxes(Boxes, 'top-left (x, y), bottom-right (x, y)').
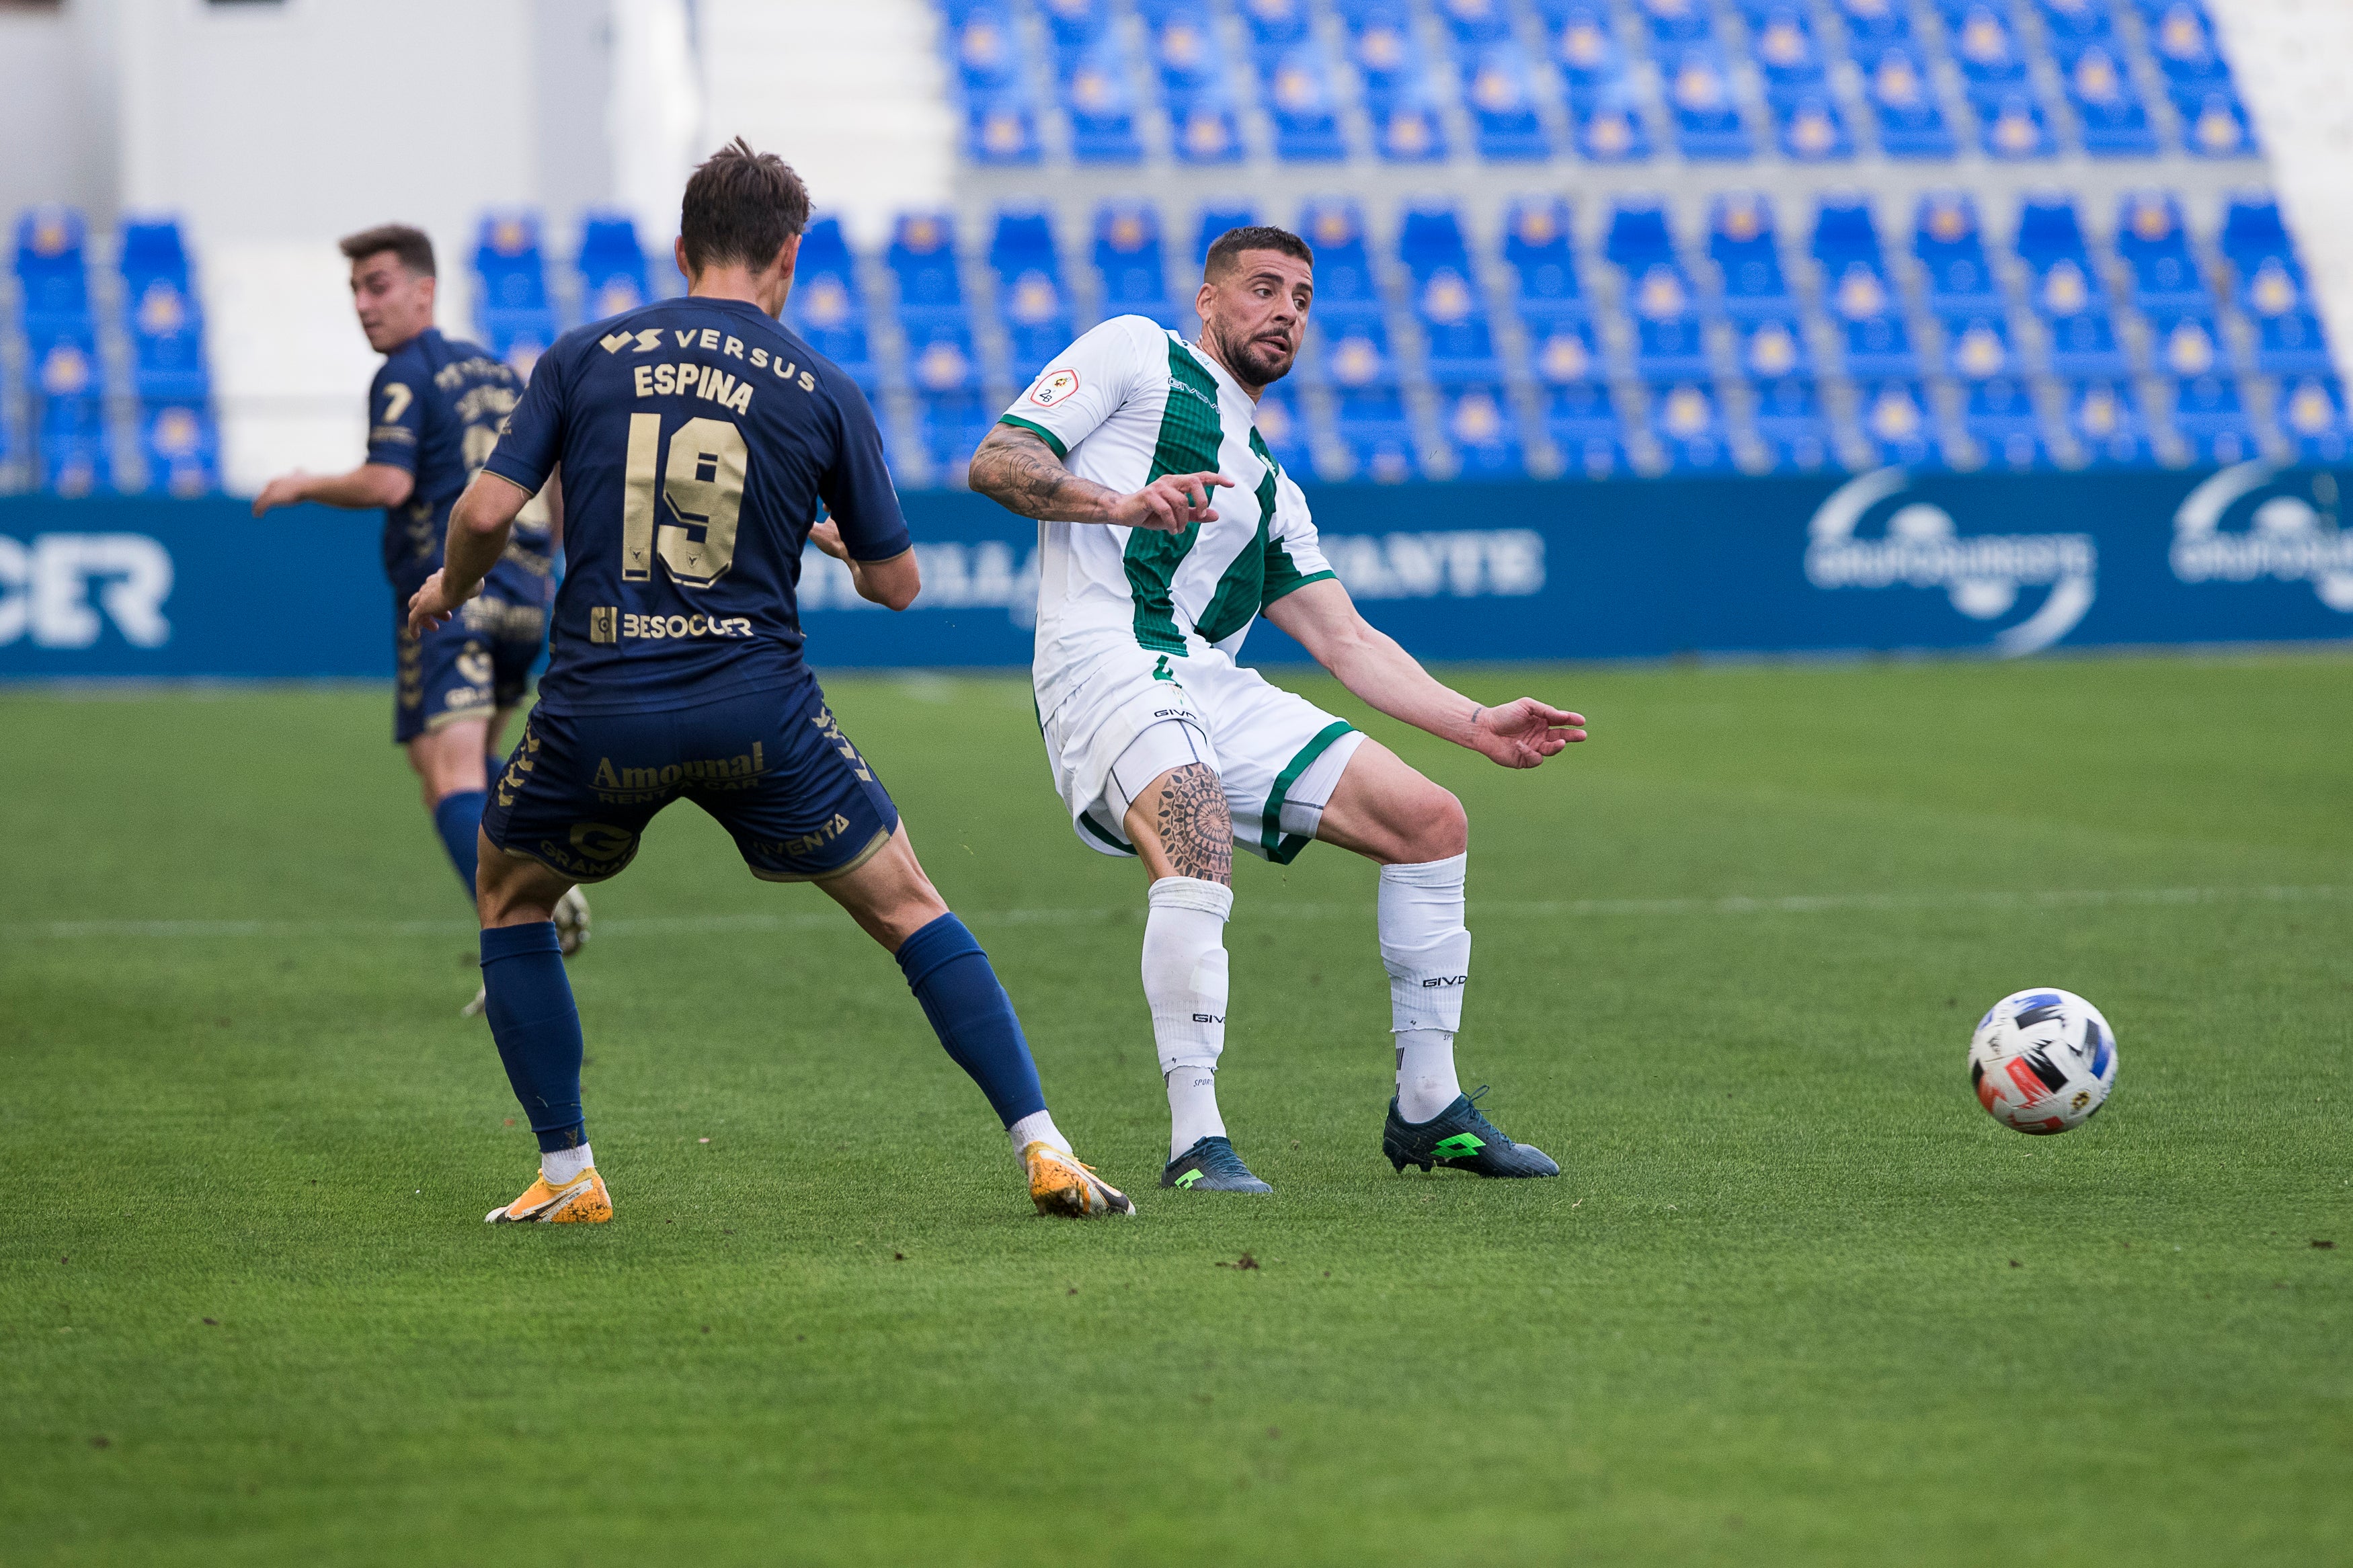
top-left (1949, 3), bottom-right (2028, 96)
top-left (888, 212), bottom-right (967, 329)
top-left (1605, 202), bottom-right (1677, 273)
top-left (1812, 200), bottom-right (1917, 377)
top-left (1309, 319), bottom-right (1399, 390)
top-left (1749, 375), bottom-right (1834, 470)
top-left (1961, 375), bottom-right (2047, 468)
top-left (2066, 378), bottom-right (2151, 465)
top-left (1193, 205), bottom-right (1257, 262)
top-left (117, 219), bottom-right (207, 403)
top-left (13, 206), bottom-right (91, 329)
top-left (1550, 7), bottom-right (1650, 161)
top-left (1737, 317), bottom-right (1812, 379)
top-left (905, 323), bottom-right (982, 397)
top-left (1635, 0), bottom-right (1715, 43)
top-left (1543, 380), bottom-right (1626, 477)
top-left (39, 426), bottom-right (111, 498)
top-left (2112, 192), bottom-right (2210, 315)
top-left (2219, 195), bottom-right (2292, 270)
top-left (1977, 91), bottom-right (2057, 159)
top-left (1441, 384), bottom-right (1525, 477)
top-left (1462, 44), bottom-right (1552, 160)
top-left (1154, 9), bottom-right (1247, 164)
top-left (1860, 44), bottom-right (1955, 157)
top-left (1708, 194), bottom-right (1794, 323)
top-left (2237, 257), bottom-right (2332, 375)
top-left (1751, 5), bottom-right (1827, 98)
top-left (1328, 387), bottom-right (1419, 482)
top-left (1858, 379), bottom-right (1938, 466)
top-left (2150, 313), bottom-right (2224, 378)
top-left (2057, 42), bottom-right (2158, 155)
top-left (989, 210), bottom-right (1076, 376)
top-left (1252, 381), bottom-right (1315, 472)
top-left (2167, 372), bottom-right (2258, 463)
top-left (1648, 382), bottom-right (1734, 472)
top-left (1299, 202), bottom-right (1383, 325)
top-left (1238, 0), bottom-right (1311, 58)
top-left (141, 402), bottom-right (218, 497)
top-left (577, 214), bottom-right (651, 319)
top-left (965, 94), bottom-right (1043, 164)
top-left (1093, 204), bottom-right (1184, 327)
top-left (1913, 194), bottom-right (2003, 317)
top-left (1529, 316), bottom-right (1608, 387)
top-left (1833, 0), bottom-right (1910, 40)
top-left (2034, 0), bottom-right (2114, 44)
top-left (1037, 0), bottom-right (1109, 62)
top-left (951, 3), bottom-right (1026, 88)
top-left (1349, 9), bottom-right (1449, 162)
top-left (2145, 0), bottom-right (2227, 88)
top-left (1570, 95), bottom-right (1653, 161)
top-left (473, 213), bottom-right (559, 375)
top-left (916, 393), bottom-right (997, 481)
top-left (1434, 0), bottom-right (1513, 45)
top-left (1261, 46), bottom-right (1349, 161)
top-left (785, 218), bottom-right (878, 390)
top-left (1773, 93), bottom-right (1854, 161)
top-left (2015, 196), bottom-right (2127, 377)
top-left (2276, 376), bottom-right (2352, 465)
top-left (28, 321), bottom-right (105, 436)
top-left (2174, 87), bottom-right (2255, 157)
top-left (1609, 205), bottom-right (1710, 380)
top-left (1503, 198), bottom-right (1587, 327)
top-left (1061, 36), bottom-right (1144, 163)
top-left (1400, 208), bottom-right (1500, 384)
top-left (1662, 46), bottom-right (1751, 159)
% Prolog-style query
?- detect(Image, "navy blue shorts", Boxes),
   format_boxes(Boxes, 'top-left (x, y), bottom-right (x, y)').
top-left (481, 677), bottom-right (901, 884)
top-left (393, 588), bottom-right (549, 744)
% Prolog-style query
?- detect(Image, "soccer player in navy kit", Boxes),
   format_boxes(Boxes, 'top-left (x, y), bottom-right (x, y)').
top-left (406, 140), bottom-right (1132, 1223)
top-left (253, 225), bottom-right (588, 1000)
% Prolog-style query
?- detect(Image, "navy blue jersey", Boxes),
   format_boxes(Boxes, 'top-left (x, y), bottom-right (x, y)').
top-left (483, 296), bottom-right (910, 716)
top-left (366, 327), bottom-right (556, 597)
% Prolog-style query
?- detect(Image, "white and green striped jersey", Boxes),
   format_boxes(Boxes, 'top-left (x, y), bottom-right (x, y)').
top-left (998, 315), bottom-right (1335, 717)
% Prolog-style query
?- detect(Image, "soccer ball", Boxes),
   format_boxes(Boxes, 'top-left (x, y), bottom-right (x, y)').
top-left (1968, 988), bottom-right (2118, 1134)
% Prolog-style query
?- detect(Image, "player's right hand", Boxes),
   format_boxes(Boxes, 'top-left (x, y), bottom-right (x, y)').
top-left (1113, 471), bottom-right (1234, 534)
top-left (405, 569), bottom-right (480, 637)
top-left (250, 473), bottom-right (307, 518)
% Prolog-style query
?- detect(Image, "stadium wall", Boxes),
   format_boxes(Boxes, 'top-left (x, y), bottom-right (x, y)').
top-left (4, 463), bottom-right (2344, 679)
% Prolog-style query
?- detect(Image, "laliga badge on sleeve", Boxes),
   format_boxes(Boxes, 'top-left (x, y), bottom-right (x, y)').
top-left (1029, 368), bottom-right (1080, 407)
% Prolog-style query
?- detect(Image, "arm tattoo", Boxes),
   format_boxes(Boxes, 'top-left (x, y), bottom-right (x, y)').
top-left (967, 427), bottom-right (1117, 522)
top-left (1152, 763), bottom-right (1234, 884)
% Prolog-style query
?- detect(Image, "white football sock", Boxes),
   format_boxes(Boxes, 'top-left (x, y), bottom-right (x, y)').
top-left (541, 1142), bottom-right (595, 1185)
top-left (1380, 854), bottom-right (1470, 1123)
top-left (1166, 1066), bottom-right (1226, 1158)
top-left (1142, 876), bottom-right (1232, 1159)
top-left (1006, 1109), bottom-right (1072, 1165)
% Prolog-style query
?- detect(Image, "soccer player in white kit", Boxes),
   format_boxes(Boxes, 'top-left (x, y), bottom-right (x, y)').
top-left (969, 225), bottom-right (1587, 1192)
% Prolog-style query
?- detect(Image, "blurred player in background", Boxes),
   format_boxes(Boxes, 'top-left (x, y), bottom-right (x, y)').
top-left (969, 227), bottom-right (1584, 1194)
top-left (252, 225), bottom-right (587, 1012)
top-left (405, 140), bottom-right (1132, 1225)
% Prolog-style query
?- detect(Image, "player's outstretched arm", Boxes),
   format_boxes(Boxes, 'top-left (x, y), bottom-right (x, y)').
top-left (1263, 578), bottom-right (1587, 768)
top-left (967, 425), bottom-right (1230, 534)
top-left (250, 462), bottom-right (414, 518)
top-left (405, 471), bottom-right (530, 636)
top-left (808, 522), bottom-right (920, 611)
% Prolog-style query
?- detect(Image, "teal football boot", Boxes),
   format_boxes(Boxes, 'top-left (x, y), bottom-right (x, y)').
top-left (1383, 1087), bottom-right (1560, 1178)
top-left (1161, 1135), bottom-right (1273, 1194)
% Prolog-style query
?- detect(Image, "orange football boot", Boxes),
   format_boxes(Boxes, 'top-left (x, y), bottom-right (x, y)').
top-left (1023, 1142), bottom-right (1135, 1217)
top-left (485, 1167), bottom-right (612, 1225)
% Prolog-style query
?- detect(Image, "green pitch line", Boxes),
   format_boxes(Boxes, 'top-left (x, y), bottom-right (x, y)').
top-left (2, 653), bottom-right (2349, 1567)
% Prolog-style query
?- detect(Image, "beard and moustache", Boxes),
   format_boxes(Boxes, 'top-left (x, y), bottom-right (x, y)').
top-left (1207, 319), bottom-right (1298, 390)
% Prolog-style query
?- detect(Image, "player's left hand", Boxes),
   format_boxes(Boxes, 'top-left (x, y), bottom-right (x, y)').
top-left (250, 473), bottom-right (309, 518)
top-left (808, 519), bottom-right (849, 561)
top-left (1468, 699), bottom-right (1587, 768)
top-left (405, 570), bottom-right (481, 636)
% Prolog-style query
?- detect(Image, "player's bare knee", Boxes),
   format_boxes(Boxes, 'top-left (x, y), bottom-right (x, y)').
top-left (1403, 782), bottom-right (1468, 862)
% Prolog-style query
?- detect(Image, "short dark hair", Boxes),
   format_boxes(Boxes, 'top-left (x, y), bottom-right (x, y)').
top-left (680, 137), bottom-right (812, 274)
top-left (338, 224), bottom-right (435, 278)
top-left (1205, 224), bottom-right (1314, 280)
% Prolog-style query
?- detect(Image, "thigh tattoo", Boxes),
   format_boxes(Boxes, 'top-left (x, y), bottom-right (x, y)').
top-left (1154, 763), bottom-right (1232, 884)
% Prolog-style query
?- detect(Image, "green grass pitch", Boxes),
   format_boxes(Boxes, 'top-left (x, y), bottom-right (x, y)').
top-left (3, 653), bottom-right (2348, 1565)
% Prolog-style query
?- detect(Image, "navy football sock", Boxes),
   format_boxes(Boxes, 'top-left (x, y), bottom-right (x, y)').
top-left (432, 789), bottom-right (487, 903)
top-left (480, 922), bottom-right (587, 1152)
top-left (894, 913), bottom-right (1048, 1127)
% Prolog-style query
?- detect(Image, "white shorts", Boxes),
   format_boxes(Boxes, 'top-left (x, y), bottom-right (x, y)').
top-left (1039, 644), bottom-right (1365, 864)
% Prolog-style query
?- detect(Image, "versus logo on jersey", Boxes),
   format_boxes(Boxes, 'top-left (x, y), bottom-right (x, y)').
top-left (1028, 368), bottom-right (1080, 407)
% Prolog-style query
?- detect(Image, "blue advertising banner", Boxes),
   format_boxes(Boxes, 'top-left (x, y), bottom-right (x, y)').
top-left (3, 463), bottom-right (2348, 680)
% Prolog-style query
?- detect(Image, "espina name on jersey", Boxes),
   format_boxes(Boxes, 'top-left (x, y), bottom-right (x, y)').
top-left (999, 315), bottom-right (1335, 716)
top-left (483, 296), bottom-right (911, 717)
